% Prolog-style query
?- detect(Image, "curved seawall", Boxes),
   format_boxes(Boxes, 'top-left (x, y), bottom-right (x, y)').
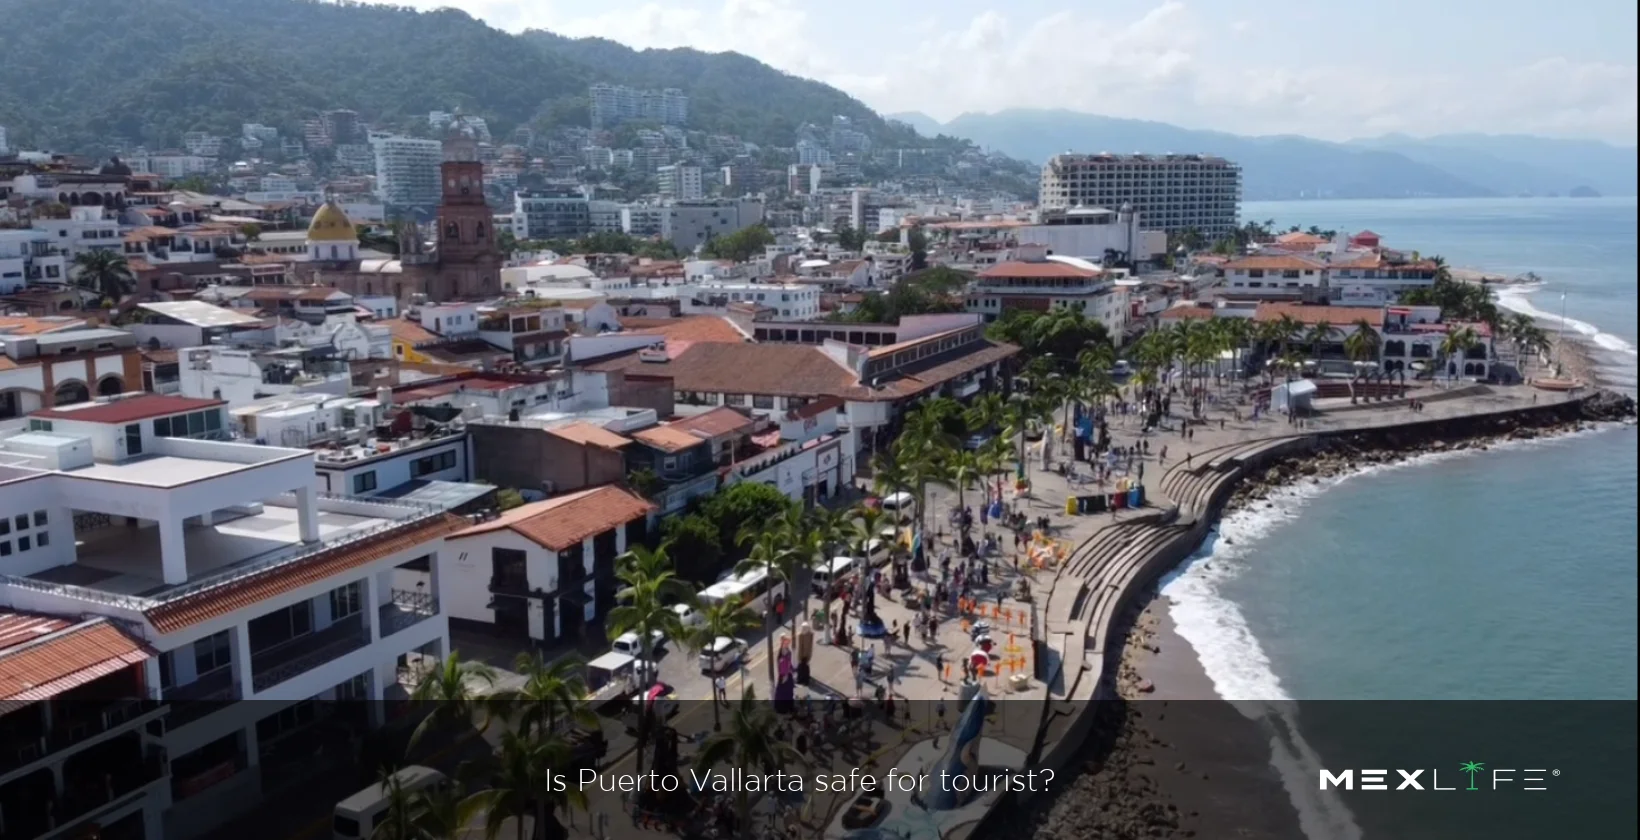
top-left (1022, 389), bottom-right (1635, 781)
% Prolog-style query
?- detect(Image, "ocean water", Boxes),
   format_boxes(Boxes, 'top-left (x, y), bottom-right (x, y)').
top-left (1158, 198), bottom-right (1639, 834)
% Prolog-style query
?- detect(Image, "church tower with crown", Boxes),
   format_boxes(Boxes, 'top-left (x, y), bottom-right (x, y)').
top-left (427, 115), bottom-right (500, 300)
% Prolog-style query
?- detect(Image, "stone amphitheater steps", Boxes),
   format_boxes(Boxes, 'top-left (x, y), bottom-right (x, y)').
top-left (1064, 521), bottom-right (1144, 581)
top-left (1087, 524), bottom-right (1194, 655)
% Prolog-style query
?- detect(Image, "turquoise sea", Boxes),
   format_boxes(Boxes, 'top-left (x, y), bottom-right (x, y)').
top-left (1158, 198), bottom-right (1638, 835)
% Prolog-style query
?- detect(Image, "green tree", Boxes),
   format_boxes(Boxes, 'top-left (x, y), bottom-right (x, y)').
top-left (659, 513), bottom-right (723, 581)
top-left (700, 481), bottom-right (794, 552)
top-left (487, 651), bottom-right (594, 740)
top-left (701, 224), bottom-right (775, 261)
top-left (71, 250), bottom-right (135, 304)
top-left (687, 598), bottom-right (761, 731)
top-left (694, 685), bottom-right (803, 833)
top-left (407, 652), bottom-right (497, 755)
top-left (605, 543), bottom-right (691, 774)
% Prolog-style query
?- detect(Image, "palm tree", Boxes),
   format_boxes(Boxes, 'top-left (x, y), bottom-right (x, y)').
top-left (688, 598), bottom-right (762, 731)
top-left (1305, 321), bottom-right (1334, 359)
top-left (694, 685), bottom-right (804, 836)
top-left (734, 526), bottom-right (799, 685)
top-left (1439, 327), bottom-right (1482, 385)
top-left (408, 652), bottom-right (498, 755)
top-left (377, 778), bottom-right (485, 840)
top-left (607, 542), bottom-right (690, 773)
top-left (471, 730), bottom-right (586, 840)
top-left (71, 250), bottom-right (135, 306)
top-left (1343, 321), bottom-right (1381, 403)
top-left (488, 651), bottom-right (595, 741)
top-left (371, 769), bottom-right (422, 840)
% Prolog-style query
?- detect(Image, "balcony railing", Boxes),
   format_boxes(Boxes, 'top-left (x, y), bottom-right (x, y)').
top-left (164, 667), bottom-right (240, 727)
top-left (0, 699), bottom-right (166, 776)
top-left (379, 588), bottom-right (439, 637)
top-left (250, 612), bottom-right (369, 693)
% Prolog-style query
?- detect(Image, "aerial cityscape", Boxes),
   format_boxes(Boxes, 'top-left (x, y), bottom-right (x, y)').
top-left (0, 2), bottom-right (1635, 840)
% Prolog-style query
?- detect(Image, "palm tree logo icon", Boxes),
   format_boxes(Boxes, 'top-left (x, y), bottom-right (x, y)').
top-left (1460, 761), bottom-right (1485, 791)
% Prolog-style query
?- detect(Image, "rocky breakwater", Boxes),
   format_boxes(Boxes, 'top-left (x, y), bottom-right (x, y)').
top-left (1227, 390), bottom-right (1637, 512)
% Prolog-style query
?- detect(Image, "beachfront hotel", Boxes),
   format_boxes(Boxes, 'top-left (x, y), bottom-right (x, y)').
top-left (1038, 152), bottom-right (1242, 237)
top-left (0, 393), bottom-right (465, 840)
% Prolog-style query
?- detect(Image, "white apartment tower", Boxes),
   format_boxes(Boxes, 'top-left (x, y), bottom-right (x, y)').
top-left (371, 135), bottom-right (443, 209)
top-left (657, 164), bottom-right (704, 201)
top-left (1038, 153), bottom-right (1241, 237)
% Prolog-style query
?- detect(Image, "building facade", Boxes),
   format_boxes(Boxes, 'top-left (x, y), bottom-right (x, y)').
top-left (1039, 153), bottom-right (1241, 237)
top-left (371, 136), bottom-right (442, 210)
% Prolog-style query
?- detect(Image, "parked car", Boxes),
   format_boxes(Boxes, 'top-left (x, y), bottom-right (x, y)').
top-left (671, 603), bottom-right (705, 629)
top-left (698, 636), bottom-right (749, 673)
top-left (611, 629), bottom-right (666, 658)
top-left (879, 491), bottom-right (915, 510)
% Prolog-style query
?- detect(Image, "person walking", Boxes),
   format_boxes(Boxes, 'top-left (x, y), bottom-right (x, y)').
top-left (715, 675), bottom-right (728, 704)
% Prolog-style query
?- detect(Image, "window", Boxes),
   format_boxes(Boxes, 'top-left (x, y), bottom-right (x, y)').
top-left (194, 630), bottom-right (231, 675)
top-left (723, 394), bottom-right (747, 406)
top-left (27, 419), bottom-right (52, 432)
top-left (330, 582), bottom-right (362, 619)
top-left (0, 520), bottom-right (8, 537)
top-left (36, 532), bottom-right (47, 548)
top-left (353, 471), bottom-right (378, 493)
top-left (13, 515), bottom-right (25, 532)
top-left (0, 541), bottom-right (9, 556)
top-left (753, 395), bottom-right (775, 409)
top-left (411, 449), bottom-right (458, 477)
top-left (17, 536), bottom-right (28, 552)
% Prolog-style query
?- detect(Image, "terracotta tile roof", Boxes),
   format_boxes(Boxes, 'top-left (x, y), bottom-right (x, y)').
top-left (0, 612), bottom-right (74, 651)
top-left (1254, 302), bottom-right (1385, 328)
top-left (546, 421), bottom-right (632, 449)
top-left (585, 342), bottom-right (856, 399)
top-left (0, 616), bottom-right (152, 702)
top-left (451, 485), bottom-right (654, 551)
top-left (243, 286), bottom-right (347, 303)
top-left (1159, 305), bottom-right (1216, 321)
top-left (670, 406), bottom-right (755, 438)
top-left (32, 394), bottom-right (225, 423)
top-left (1274, 232), bottom-right (1329, 246)
top-left (584, 339), bottom-right (1019, 403)
top-left (787, 395), bottom-right (843, 420)
top-left (145, 513), bottom-right (470, 634)
top-left (388, 317), bottom-right (441, 346)
top-left (631, 424), bottom-right (707, 453)
top-left (1224, 255), bottom-right (1324, 271)
top-left (620, 315), bottom-right (749, 344)
top-left (979, 260), bottom-right (1101, 279)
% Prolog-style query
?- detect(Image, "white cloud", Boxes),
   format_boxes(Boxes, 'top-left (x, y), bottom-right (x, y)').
top-left (399, 0), bottom-right (1638, 143)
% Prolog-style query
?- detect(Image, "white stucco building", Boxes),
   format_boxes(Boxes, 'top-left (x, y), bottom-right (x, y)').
top-left (0, 393), bottom-right (464, 840)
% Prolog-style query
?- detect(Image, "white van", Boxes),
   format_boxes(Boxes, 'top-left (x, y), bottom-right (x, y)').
top-left (811, 556), bottom-right (858, 598)
top-left (611, 629), bottom-right (666, 658)
top-left (698, 636), bottom-right (748, 673)
top-left (334, 765), bottom-right (446, 840)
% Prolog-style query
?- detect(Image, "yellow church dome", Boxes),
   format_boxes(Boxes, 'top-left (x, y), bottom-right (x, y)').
top-left (306, 200), bottom-right (356, 242)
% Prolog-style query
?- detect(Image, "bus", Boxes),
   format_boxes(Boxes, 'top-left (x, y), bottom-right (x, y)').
top-left (699, 566), bottom-right (787, 612)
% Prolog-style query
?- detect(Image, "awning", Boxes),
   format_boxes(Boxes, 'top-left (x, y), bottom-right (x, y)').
top-left (0, 619), bottom-right (153, 702)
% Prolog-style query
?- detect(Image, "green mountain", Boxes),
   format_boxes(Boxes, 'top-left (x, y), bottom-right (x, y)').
top-left (0, 0), bottom-right (922, 152)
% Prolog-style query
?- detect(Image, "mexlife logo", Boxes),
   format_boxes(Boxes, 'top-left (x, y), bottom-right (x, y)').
top-left (1319, 762), bottom-right (1560, 791)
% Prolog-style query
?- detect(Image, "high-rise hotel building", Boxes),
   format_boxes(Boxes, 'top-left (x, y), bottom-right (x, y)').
top-left (1038, 153), bottom-right (1241, 237)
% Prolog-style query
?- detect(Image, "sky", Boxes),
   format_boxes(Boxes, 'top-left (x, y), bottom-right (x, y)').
top-left (398, 0), bottom-right (1638, 145)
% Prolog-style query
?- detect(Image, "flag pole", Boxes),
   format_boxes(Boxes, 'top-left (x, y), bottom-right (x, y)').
top-left (1554, 290), bottom-right (1568, 374)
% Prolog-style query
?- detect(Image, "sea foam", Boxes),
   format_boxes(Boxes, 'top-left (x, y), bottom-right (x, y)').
top-left (1155, 426), bottom-right (1619, 840)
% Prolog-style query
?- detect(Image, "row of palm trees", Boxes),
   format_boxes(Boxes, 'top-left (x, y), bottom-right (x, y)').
top-left (372, 379), bottom-right (1083, 839)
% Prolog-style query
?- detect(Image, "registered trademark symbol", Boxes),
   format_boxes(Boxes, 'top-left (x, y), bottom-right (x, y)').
top-left (1552, 770), bottom-right (1560, 776)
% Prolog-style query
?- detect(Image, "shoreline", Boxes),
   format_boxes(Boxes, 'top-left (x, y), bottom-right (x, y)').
top-left (1014, 382), bottom-right (1636, 840)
